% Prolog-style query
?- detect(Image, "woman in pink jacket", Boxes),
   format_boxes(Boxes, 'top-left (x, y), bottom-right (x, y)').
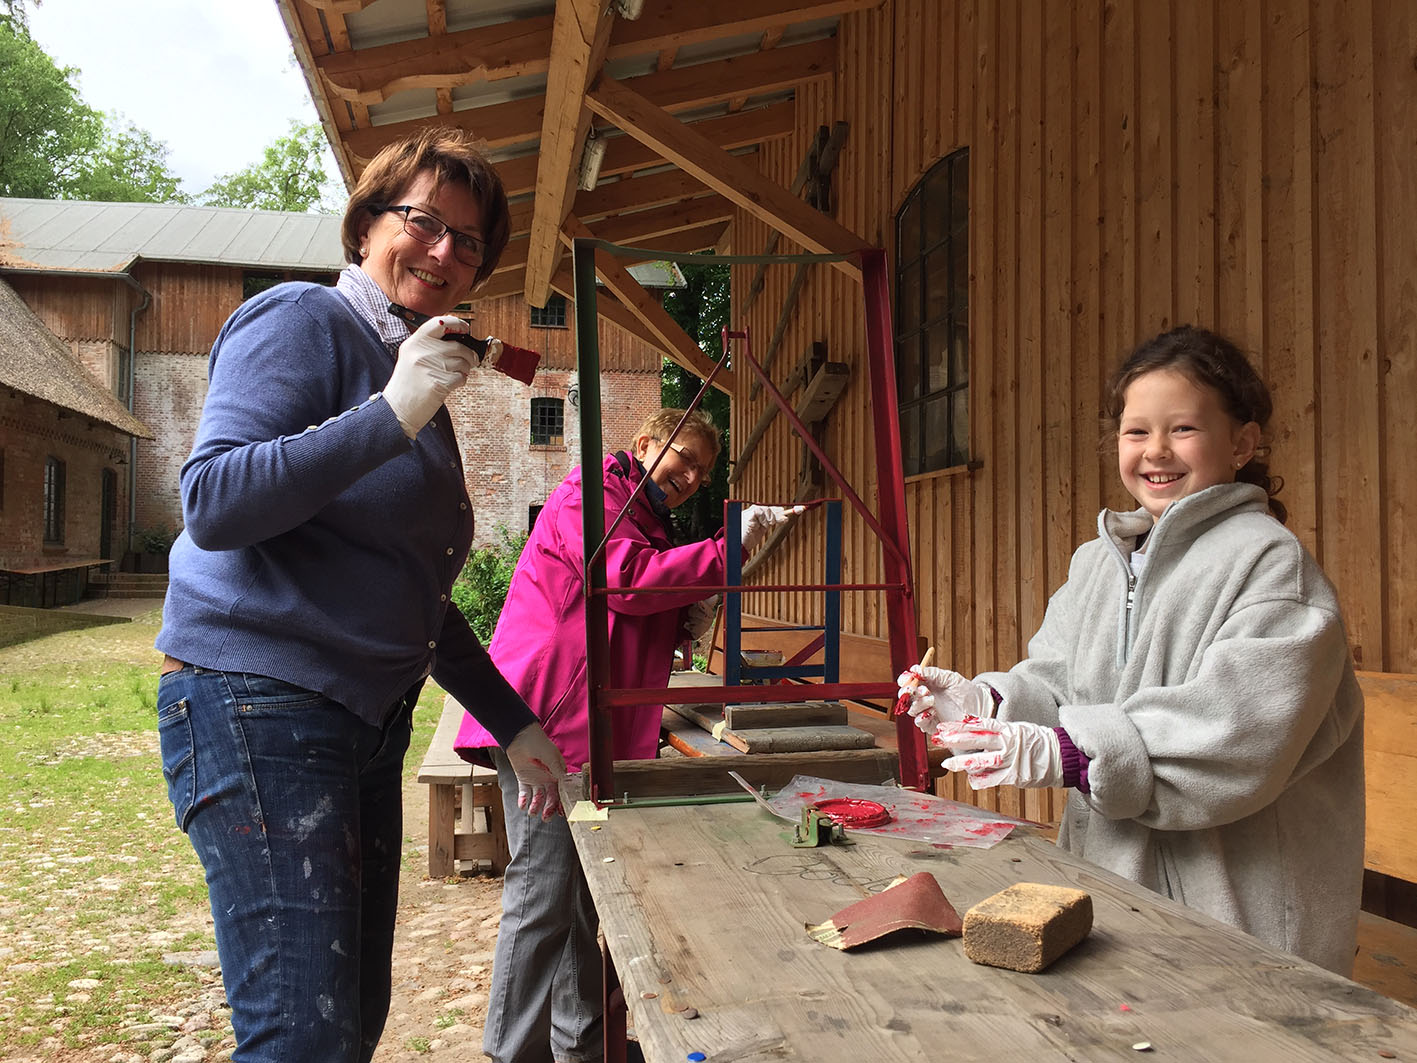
top-left (455, 407), bottom-right (794, 1063)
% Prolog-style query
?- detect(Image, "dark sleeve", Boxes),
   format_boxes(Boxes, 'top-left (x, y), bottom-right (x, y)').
top-left (1055, 728), bottom-right (1092, 793)
top-left (431, 605), bottom-right (537, 748)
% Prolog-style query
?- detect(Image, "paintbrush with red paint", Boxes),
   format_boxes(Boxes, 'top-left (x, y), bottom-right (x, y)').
top-left (892, 645), bottom-right (935, 717)
top-left (387, 301), bottom-right (541, 385)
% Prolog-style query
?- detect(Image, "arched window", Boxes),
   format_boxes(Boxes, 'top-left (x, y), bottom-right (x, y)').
top-left (894, 148), bottom-right (969, 476)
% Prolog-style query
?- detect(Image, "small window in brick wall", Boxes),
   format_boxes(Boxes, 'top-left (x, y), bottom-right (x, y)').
top-left (43, 456), bottom-right (66, 544)
top-left (530, 397), bottom-right (564, 446)
top-left (530, 294), bottom-right (567, 329)
top-left (528, 504), bottom-right (544, 532)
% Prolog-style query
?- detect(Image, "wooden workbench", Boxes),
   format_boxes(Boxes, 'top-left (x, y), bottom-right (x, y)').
top-left (570, 798), bottom-right (1417, 1061)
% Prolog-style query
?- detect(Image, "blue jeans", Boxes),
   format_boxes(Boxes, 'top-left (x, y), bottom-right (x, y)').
top-left (157, 665), bottom-right (417, 1063)
top-left (484, 748), bottom-right (602, 1063)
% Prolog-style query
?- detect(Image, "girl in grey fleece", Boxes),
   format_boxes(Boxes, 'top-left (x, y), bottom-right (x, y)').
top-left (899, 326), bottom-right (1364, 975)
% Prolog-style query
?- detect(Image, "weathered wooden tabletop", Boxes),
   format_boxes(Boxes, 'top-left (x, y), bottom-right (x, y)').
top-left (570, 798), bottom-right (1417, 1062)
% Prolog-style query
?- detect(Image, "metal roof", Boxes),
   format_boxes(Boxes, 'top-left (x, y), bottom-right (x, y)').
top-left (0, 198), bottom-right (345, 273)
top-left (0, 197), bottom-right (681, 287)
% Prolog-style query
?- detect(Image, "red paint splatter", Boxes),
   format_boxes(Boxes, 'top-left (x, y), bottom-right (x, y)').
top-left (1119, 1004), bottom-right (1132, 1012)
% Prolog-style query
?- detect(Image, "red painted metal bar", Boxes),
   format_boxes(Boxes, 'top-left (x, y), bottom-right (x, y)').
top-left (730, 327), bottom-right (911, 571)
top-left (597, 682), bottom-right (897, 707)
top-left (782, 632), bottom-right (827, 670)
top-left (860, 248), bottom-right (928, 791)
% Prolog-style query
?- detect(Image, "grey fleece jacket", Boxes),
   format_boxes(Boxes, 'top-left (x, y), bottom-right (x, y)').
top-left (977, 483), bottom-right (1364, 974)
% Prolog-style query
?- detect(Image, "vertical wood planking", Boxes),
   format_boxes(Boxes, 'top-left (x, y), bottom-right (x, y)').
top-left (1072, 0), bottom-right (1104, 540)
top-left (1174, 0), bottom-right (1217, 328)
top-left (994, 7), bottom-right (1021, 675)
top-left (1135, 0), bottom-right (1175, 331)
top-left (1374, 0), bottom-right (1417, 671)
top-left (1313, 0), bottom-right (1383, 670)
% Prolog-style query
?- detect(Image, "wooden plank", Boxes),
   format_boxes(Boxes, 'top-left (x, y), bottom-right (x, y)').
top-left (525, 0), bottom-right (615, 307)
top-left (1354, 910), bottom-right (1417, 1009)
top-left (585, 75), bottom-right (869, 281)
top-left (1357, 672), bottom-right (1417, 883)
top-left (724, 701), bottom-right (848, 729)
top-left (722, 724), bottom-right (876, 753)
top-left (605, 748), bottom-right (899, 797)
top-left (573, 803), bottom-right (1417, 1061)
top-left (742, 126), bottom-right (831, 315)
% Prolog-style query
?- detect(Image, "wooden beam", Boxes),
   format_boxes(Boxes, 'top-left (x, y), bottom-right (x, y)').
top-left (315, 1), bottom-right (877, 105)
top-left (432, 102), bottom-right (790, 197)
top-left (343, 40), bottom-right (826, 164)
top-left (526, 0), bottom-right (617, 308)
top-left (563, 215), bottom-right (733, 391)
top-left (585, 76), bottom-right (867, 280)
top-left (508, 168), bottom-right (709, 238)
top-left (496, 198), bottom-right (731, 278)
top-left (473, 221), bottom-right (728, 302)
top-left (302, 0), bottom-right (376, 12)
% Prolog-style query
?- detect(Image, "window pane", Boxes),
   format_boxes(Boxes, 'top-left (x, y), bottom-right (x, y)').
top-left (924, 244), bottom-right (950, 324)
top-left (900, 405), bottom-right (922, 478)
top-left (897, 262), bottom-right (921, 330)
top-left (897, 337), bottom-right (923, 402)
top-left (925, 163), bottom-right (953, 251)
top-left (951, 157), bottom-right (969, 239)
top-left (951, 321), bottom-right (969, 386)
top-left (922, 393), bottom-right (952, 471)
top-left (951, 227), bottom-right (969, 311)
top-left (899, 193), bottom-right (922, 263)
top-left (950, 388), bottom-right (970, 467)
top-left (925, 321), bottom-right (951, 395)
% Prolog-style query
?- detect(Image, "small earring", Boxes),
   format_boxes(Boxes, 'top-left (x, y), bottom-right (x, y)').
top-left (359, 247), bottom-right (368, 257)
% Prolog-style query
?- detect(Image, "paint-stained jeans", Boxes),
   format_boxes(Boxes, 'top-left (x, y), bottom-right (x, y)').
top-left (157, 665), bottom-right (417, 1063)
top-left (484, 747), bottom-right (603, 1063)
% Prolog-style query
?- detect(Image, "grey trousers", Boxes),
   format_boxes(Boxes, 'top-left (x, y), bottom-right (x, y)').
top-left (483, 748), bottom-right (603, 1063)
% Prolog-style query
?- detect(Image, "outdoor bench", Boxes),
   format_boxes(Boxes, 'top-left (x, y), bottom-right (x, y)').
top-left (415, 695), bottom-right (508, 877)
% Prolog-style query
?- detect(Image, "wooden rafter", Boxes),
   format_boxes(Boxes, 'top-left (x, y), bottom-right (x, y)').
top-left (585, 76), bottom-right (868, 280)
top-left (342, 38), bottom-right (830, 163)
top-left (526, 0), bottom-right (616, 308)
top-left (491, 102), bottom-right (793, 198)
top-left (474, 222), bottom-right (728, 302)
top-left (313, 0), bottom-right (878, 106)
top-left (563, 215), bottom-right (733, 392)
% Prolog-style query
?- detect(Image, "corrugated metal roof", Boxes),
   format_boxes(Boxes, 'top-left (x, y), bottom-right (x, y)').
top-left (0, 278), bottom-right (153, 439)
top-left (0, 197), bottom-right (681, 286)
top-left (0, 198), bottom-right (345, 273)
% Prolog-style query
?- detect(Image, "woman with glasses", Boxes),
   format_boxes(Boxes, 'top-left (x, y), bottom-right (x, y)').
top-left (154, 127), bottom-right (566, 1063)
top-left (454, 407), bottom-right (798, 1063)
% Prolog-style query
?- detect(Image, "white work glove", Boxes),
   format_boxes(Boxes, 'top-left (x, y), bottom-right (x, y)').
top-left (895, 665), bottom-right (996, 736)
top-left (935, 717), bottom-right (1063, 790)
top-left (382, 314), bottom-right (477, 438)
top-left (504, 722), bottom-right (569, 821)
top-left (683, 595), bottom-right (719, 643)
top-left (740, 504), bottom-right (806, 554)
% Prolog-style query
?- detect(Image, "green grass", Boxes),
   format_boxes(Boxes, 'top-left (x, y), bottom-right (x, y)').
top-left (0, 613), bottom-right (445, 1056)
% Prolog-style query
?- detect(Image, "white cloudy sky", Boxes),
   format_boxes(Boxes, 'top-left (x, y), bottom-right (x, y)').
top-left (26, 0), bottom-right (331, 196)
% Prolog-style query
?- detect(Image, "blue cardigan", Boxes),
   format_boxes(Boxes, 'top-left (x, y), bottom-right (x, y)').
top-left (156, 282), bottom-right (535, 744)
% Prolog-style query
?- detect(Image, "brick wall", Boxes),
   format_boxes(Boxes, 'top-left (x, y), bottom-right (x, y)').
top-left (0, 391), bottom-right (129, 567)
top-left (132, 350), bottom-right (208, 535)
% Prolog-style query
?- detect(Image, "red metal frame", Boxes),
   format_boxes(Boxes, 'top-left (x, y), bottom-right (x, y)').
top-left (578, 243), bottom-right (928, 800)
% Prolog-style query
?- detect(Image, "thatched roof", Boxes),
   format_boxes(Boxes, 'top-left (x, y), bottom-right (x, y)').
top-left (0, 278), bottom-right (152, 439)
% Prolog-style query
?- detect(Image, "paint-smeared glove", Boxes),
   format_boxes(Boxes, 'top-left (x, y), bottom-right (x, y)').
top-left (895, 665), bottom-right (996, 736)
top-left (383, 314), bottom-right (477, 438)
top-left (935, 717), bottom-right (1063, 790)
top-left (504, 723), bottom-right (569, 820)
top-left (741, 504), bottom-right (806, 554)
top-left (683, 595), bottom-right (719, 642)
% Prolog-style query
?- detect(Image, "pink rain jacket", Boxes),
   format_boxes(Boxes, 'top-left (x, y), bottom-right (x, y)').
top-left (454, 452), bottom-right (726, 770)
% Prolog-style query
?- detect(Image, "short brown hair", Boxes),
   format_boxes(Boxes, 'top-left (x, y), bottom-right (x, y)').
top-left (341, 127), bottom-right (510, 287)
top-left (633, 408), bottom-right (722, 465)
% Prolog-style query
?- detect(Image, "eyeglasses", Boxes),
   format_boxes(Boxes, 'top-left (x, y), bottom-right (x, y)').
top-left (656, 439), bottom-right (707, 480)
top-left (375, 204), bottom-right (487, 268)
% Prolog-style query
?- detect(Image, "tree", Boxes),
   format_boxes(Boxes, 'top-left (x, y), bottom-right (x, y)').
top-left (199, 121), bottom-right (337, 213)
top-left (660, 258), bottom-right (732, 541)
top-left (0, 17), bottom-right (103, 198)
top-left (0, 18), bottom-right (186, 202)
top-left (75, 115), bottom-right (187, 204)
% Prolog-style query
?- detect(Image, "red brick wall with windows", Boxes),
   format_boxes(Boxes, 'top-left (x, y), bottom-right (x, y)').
top-left (0, 391), bottom-right (129, 568)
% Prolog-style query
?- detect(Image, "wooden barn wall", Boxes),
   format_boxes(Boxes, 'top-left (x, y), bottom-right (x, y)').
top-left (730, 0), bottom-right (1416, 816)
top-left (5, 274), bottom-right (130, 341)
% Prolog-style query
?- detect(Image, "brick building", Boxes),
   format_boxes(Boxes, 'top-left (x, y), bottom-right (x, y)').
top-left (0, 197), bottom-right (671, 568)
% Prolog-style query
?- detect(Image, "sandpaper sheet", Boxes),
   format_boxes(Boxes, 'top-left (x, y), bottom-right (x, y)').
top-left (806, 872), bottom-right (963, 950)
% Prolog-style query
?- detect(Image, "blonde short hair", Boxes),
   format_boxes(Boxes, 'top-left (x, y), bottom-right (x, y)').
top-left (633, 408), bottom-right (721, 466)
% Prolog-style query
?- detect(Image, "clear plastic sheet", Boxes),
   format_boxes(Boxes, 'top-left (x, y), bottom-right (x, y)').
top-left (759, 774), bottom-right (1027, 849)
